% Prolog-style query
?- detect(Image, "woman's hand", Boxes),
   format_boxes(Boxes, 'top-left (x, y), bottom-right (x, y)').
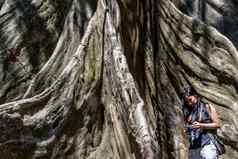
top-left (192, 121), bottom-right (203, 129)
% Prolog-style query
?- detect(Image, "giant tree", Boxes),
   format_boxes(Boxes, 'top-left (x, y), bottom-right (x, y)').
top-left (0, 0), bottom-right (238, 159)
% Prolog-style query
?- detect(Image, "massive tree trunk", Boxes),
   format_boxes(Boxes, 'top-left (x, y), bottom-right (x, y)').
top-left (0, 0), bottom-right (238, 159)
top-left (0, 0), bottom-right (158, 158)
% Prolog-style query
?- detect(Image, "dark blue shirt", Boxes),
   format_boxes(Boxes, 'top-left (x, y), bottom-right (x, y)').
top-left (183, 99), bottom-right (212, 148)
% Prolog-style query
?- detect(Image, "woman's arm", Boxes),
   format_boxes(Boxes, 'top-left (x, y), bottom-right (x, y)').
top-left (192, 103), bottom-right (221, 129)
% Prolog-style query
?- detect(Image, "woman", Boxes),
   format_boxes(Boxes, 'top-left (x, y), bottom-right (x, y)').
top-left (182, 86), bottom-right (221, 159)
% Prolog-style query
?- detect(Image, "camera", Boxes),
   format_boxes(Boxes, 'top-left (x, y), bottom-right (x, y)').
top-left (184, 124), bottom-right (193, 129)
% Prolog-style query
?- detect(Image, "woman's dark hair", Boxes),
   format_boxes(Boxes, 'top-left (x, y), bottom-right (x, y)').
top-left (181, 86), bottom-right (199, 116)
top-left (182, 86), bottom-right (197, 99)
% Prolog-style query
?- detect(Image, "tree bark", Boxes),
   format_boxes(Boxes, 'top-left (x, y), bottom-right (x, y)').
top-left (1, 0), bottom-right (238, 159)
top-left (0, 0), bottom-right (158, 158)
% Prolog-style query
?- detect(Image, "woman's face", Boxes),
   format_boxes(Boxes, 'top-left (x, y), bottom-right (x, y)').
top-left (185, 95), bottom-right (198, 107)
